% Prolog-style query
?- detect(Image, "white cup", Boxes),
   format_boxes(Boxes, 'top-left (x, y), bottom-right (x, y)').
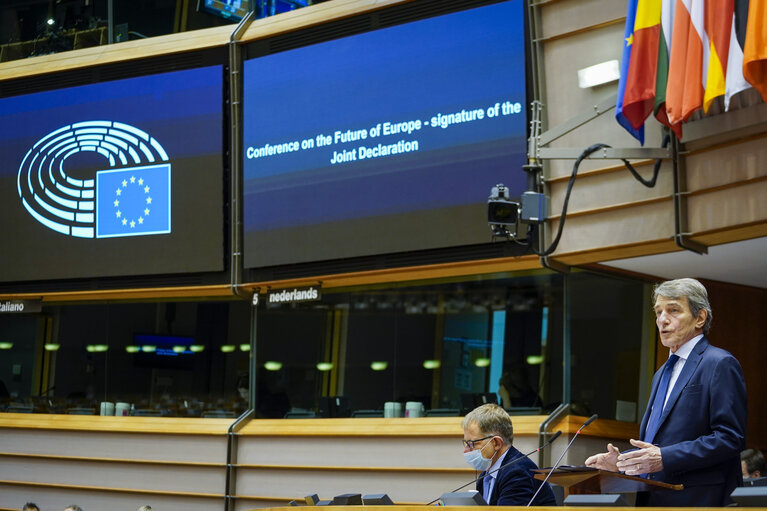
top-left (100, 402), bottom-right (115, 416)
top-left (115, 402), bottom-right (131, 416)
top-left (405, 401), bottom-right (424, 418)
top-left (384, 401), bottom-right (403, 418)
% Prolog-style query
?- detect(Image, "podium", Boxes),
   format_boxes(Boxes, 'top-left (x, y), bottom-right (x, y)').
top-left (533, 467), bottom-right (683, 496)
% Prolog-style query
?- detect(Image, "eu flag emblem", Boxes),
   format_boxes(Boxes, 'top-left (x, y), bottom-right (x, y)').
top-left (95, 164), bottom-right (171, 238)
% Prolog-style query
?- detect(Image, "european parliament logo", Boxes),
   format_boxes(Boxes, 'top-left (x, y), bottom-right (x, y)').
top-left (16, 121), bottom-right (171, 239)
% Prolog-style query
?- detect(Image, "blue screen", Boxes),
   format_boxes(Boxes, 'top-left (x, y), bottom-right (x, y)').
top-left (242, 0), bottom-right (528, 268)
top-left (0, 65), bottom-right (224, 282)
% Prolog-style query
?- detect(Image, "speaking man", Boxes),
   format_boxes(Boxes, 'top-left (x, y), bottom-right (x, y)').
top-left (585, 278), bottom-right (747, 506)
top-left (462, 403), bottom-right (556, 505)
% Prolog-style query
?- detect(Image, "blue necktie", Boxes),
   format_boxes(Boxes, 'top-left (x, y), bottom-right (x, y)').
top-left (643, 354), bottom-right (679, 444)
top-left (483, 474), bottom-right (493, 503)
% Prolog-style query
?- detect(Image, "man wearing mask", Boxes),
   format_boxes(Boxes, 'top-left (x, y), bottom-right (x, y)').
top-left (462, 403), bottom-right (556, 505)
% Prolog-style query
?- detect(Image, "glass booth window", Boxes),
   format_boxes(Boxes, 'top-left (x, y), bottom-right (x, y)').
top-left (0, 300), bottom-right (252, 417)
top-left (255, 272), bottom-right (565, 418)
top-left (0, 270), bottom-right (647, 419)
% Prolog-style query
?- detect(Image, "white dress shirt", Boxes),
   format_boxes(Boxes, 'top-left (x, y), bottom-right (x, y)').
top-left (662, 334), bottom-right (703, 407)
top-left (483, 447), bottom-right (510, 502)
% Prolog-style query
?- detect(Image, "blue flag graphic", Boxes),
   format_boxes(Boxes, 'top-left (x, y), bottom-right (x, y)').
top-left (96, 164), bottom-right (171, 238)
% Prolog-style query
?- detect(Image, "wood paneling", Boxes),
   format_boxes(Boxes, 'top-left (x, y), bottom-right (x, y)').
top-left (0, 26), bottom-right (232, 81)
top-left (0, 413), bottom-right (232, 434)
top-left (0, 413), bottom-right (639, 509)
top-left (699, 279), bottom-right (767, 451)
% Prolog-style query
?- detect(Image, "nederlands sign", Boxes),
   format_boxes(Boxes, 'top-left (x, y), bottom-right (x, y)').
top-left (0, 300), bottom-right (42, 313)
top-left (267, 286), bottom-right (321, 304)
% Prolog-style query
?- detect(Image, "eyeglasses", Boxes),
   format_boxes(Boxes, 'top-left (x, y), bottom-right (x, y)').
top-left (462, 435), bottom-right (494, 449)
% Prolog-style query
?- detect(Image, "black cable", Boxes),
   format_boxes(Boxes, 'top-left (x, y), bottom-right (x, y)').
top-left (532, 133), bottom-right (670, 257)
top-left (621, 133), bottom-right (670, 187)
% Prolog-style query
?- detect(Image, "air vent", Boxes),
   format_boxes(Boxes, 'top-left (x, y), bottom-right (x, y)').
top-left (97, 52), bottom-right (206, 82)
top-left (375, 0), bottom-right (499, 29)
top-left (265, 15), bottom-right (373, 54)
top-left (0, 271), bottom-right (229, 296)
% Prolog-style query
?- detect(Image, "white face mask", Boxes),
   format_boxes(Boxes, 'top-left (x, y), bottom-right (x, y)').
top-left (464, 438), bottom-right (495, 471)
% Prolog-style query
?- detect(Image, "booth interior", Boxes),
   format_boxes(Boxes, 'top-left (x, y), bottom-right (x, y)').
top-left (1, 270), bottom-right (648, 422)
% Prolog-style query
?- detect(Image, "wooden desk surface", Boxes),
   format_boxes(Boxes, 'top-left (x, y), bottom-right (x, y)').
top-left (0, 412), bottom-right (232, 435)
top-left (0, 413), bottom-right (639, 438)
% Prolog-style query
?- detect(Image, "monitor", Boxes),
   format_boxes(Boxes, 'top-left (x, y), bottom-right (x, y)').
top-left (199, 0), bottom-right (252, 20)
top-left (731, 487), bottom-right (767, 506)
top-left (440, 491), bottom-right (487, 506)
top-left (362, 494), bottom-right (394, 505)
top-left (331, 494), bottom-right (362, 505)
top-left (0, 64), bottom-right (225, 282)
top-left (132, 334), bottom-right (198, 370)
top-left (242, 0), bottom-right (528, 268)
top-left (563, 494), bottom-right (628, 507)
top-left (744, 477), bottom-right (767, 487)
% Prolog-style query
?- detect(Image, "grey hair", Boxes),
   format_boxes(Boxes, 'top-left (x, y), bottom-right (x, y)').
top-left (461, 403), bottom-right (513, 445)
top-left (653, 278), bottom-right (712, 333)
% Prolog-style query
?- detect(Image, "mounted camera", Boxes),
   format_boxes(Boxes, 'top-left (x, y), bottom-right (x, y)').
top-left (488, 183), bottom-right (520, 238)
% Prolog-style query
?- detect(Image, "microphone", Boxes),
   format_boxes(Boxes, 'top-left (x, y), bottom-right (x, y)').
top-left (525, 414), bottom-right (598, 507)
top-left (425, 430), bottom-right (562, 505)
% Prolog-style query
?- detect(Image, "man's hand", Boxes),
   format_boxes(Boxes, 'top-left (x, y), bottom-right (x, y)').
top-left (584, 443), bottom-right (620, 472)
top-left (616, 439), bottom-right (663, 475)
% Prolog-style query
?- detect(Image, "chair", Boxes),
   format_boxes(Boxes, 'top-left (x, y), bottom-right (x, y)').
top-left (132, 408), bottom-right (163, 416)
top-left (5, 402), bottom-right (34, 413)
top-left (202, 409), bottom-right (236, 418)
top-left (351, 409), bottom-right (384, 418)
top-left (425, 408), bottom-right (460, 417)
top-left (506, 407), bottom-right (542, 415)
top-left (66, 407), bottom-right (96, 415)
top-left (284, 410), bottom-right (317, 418)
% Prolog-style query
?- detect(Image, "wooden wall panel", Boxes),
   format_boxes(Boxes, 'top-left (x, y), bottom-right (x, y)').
top-left (548, 164), bottom-right (673, 214)
top-left (700, 279), bottom-right (767, 451)
top-left (686, 136), bottom-right (767, 190)
top-left (0, 417), bottom-right (228, 511)
top-left (0, 483), bottom-right (223, 511)
top-left (0, 414), bottom-right (637, 509)
top-left (547, 201), bottom-right (675, 256)
top-left (539, 0), bottom-right (625, 41)
top-left (0, 429), bottom-right (227, 462)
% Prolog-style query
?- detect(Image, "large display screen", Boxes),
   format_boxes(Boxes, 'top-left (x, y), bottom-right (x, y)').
top-left (0, 65), bottom-right (225, 282)
top-left (242, 0), bottom-right (528, 268)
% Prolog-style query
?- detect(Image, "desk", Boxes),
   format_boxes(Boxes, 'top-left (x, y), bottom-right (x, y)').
top-left (0, 414), bottom-right (638, 511)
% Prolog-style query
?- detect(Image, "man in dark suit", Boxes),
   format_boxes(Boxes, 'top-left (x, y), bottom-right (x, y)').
top-left (586, 278), bottom-right (747, 506)
top-left (462, 403), bottom-right (556, 505)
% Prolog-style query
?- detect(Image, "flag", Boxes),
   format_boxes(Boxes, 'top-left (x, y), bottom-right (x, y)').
top-left (616, 0), bottom-right (645, 143)
top-left (622, 0), bottom-right (663, 135)
top-left (703, 0), bottom-right (734, 111)
top-left (654, 0), bottom-right (682, 137)
top-left (96, 163), bottom-right (171, 238)
top-left (666, 0), bottom-right (708, 128)
top-left (743, 0), bottom-right (767, 101)
top-left (724, 0), bottom-right (751, 109)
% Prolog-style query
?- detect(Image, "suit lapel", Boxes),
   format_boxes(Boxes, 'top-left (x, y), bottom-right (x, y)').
top-left (658, 337), bottom-right (708, 425)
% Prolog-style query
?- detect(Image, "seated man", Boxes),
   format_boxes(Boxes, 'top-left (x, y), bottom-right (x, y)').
top-left (462, 403), bottom-right (556, 506)
top-left (742, 449), bottom-right (766, 479)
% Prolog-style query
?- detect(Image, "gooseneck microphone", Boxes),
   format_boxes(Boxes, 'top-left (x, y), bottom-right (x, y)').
top-left (525, 414), bottom-right (598, 507)
top-left (426, 430), bottom-right (563, 505)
